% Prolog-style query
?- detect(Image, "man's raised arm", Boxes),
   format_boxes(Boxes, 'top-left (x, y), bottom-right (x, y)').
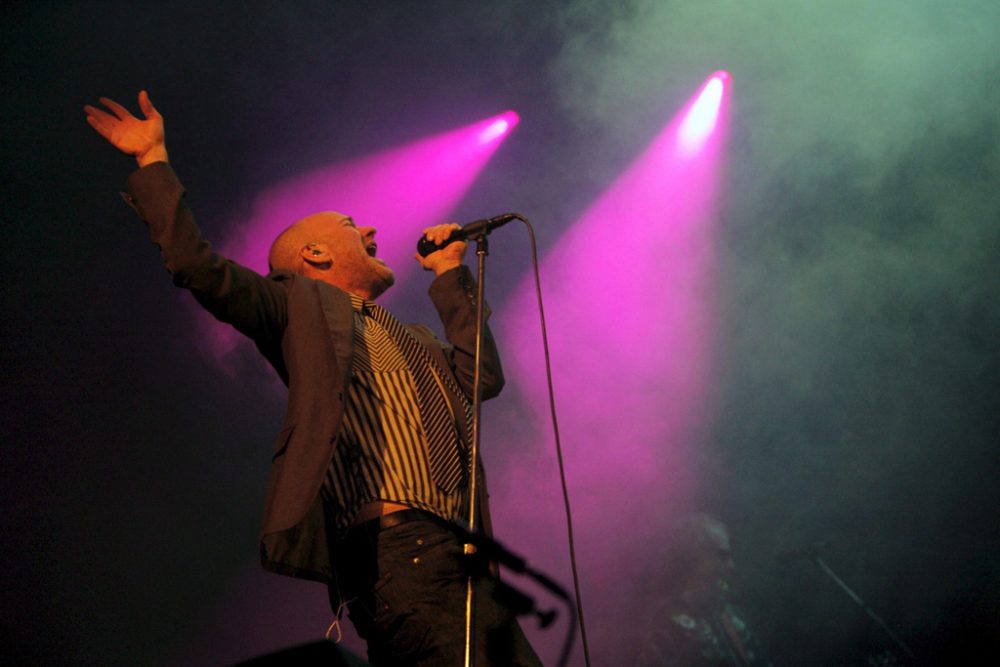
top-left (83, 90), bottom-right (289, 359)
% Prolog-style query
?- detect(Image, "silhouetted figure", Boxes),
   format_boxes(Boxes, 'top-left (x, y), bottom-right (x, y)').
top-left (637, 514), bottom-right (771, 667)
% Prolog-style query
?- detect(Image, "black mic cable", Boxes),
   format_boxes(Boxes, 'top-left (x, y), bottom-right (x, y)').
top-left (522, 216), bottom-right (592, 667)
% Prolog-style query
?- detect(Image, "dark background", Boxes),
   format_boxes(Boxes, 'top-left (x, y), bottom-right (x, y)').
top-left (2, 1), bottom-right (998, 665)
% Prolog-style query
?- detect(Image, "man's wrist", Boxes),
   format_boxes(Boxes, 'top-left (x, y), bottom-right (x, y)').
top-left (432, 261), bottom-right (462, 277)
top-left (137, 145), bottom-right (169, 168)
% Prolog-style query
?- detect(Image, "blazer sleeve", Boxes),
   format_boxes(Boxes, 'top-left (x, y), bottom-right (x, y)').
top-left (121, 162), bottom-right (288, 351)
top-left (427, 265), bottom-right (504, 400)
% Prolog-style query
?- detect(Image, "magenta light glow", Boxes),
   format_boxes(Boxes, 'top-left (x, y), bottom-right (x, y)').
top-left (190, 111), bottom-right (519, 369)
top-left (677, 71), bottom-right (729, 155)
top-left (490, 73), bottom-right (730, 656)
top-left (478, 111), bottom-right (520, 144)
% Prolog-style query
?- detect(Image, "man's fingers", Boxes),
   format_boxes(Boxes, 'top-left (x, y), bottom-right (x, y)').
top-left (83, 104), bottom-right (101, 122)
top-left (83, 106), bottom-right (115, 138)
top-left (84, 113), bottom-right (110, 139)
top-left (138, 90), bottom-right (159, 119)
top-left (84, 104), bottom-right (115, 125)
top-left (98, 96), bottom-right (135, 121)
top-left (422, 223), bottom-right (461, 244)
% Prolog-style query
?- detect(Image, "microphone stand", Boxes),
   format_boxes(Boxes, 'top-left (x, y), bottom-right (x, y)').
top-left (463, 232), bottom-right (490, 667)
top-left (809, 553), bottom-right (916, 662)
top-left (454, 519), bottom-right (579, 667)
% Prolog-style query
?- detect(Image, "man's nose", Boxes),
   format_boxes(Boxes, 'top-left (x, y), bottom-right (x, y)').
top-left (359, 226), bottom-right (376, 239)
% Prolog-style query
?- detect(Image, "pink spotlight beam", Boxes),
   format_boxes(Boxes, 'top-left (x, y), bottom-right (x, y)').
top-left (221, 109), bottom-right (522, 277)
top-left (677, 70), bottom-right (730, 155)
top-left (497, 68), bottom-right (732, 502)
top-left (490, 72), bottom-right (731, 662)
top-left (491, 74), bottom-right (731, 660)
top-left (191, 110), bottom-right (520, 371)
top-left (478, 111), bottom-right (520, 145)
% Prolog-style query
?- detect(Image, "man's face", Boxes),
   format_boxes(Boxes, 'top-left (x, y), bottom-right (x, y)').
top-left (312, 213), bottom-right (395, 299)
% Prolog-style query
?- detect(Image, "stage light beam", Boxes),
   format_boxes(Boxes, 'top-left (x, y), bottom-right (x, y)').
top-left (478, 111), bottom-right (520, 144)
top-left (194, 110), bottom-right (520, 372)
top-left (496, 68), bottom-right (732, 545)
top-left (677, 71), bottom-right (729, 155)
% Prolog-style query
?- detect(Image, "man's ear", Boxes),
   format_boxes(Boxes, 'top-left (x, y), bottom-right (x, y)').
top-left (300, 242), bottom-right (332, 268)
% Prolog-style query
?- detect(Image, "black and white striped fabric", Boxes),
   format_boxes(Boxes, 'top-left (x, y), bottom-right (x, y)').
top-left (365, 301), bottom-right (469, 494)
top-left (321, 295), bottom-right (474, 530)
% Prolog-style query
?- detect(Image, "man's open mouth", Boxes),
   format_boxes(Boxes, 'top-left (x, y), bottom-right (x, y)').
top-left (366, 243), bottom-right (377, 257)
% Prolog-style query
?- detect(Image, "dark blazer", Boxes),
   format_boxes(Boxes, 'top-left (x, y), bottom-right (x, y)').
top-left (123, 162), bottom-right (504, 582)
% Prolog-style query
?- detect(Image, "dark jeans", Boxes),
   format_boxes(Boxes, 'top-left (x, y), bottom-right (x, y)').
top-left (330, 514), bottom-right (543, 667)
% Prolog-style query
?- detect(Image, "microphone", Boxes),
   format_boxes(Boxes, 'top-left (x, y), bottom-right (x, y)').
top-left (416, 213), bottom-right (519, 257)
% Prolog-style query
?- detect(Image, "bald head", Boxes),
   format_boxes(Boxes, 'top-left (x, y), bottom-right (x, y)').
top-left (268, 211), bottom-right (347, 273)
top-left (268, 211), bottom-right (395, 299)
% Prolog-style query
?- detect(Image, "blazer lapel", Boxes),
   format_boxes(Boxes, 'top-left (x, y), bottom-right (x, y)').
top-left (317, 282), bottom-right (355, 389)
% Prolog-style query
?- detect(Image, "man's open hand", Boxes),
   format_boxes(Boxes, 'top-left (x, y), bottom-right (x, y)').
top-left (84, 90), bottom-right (168, 167)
